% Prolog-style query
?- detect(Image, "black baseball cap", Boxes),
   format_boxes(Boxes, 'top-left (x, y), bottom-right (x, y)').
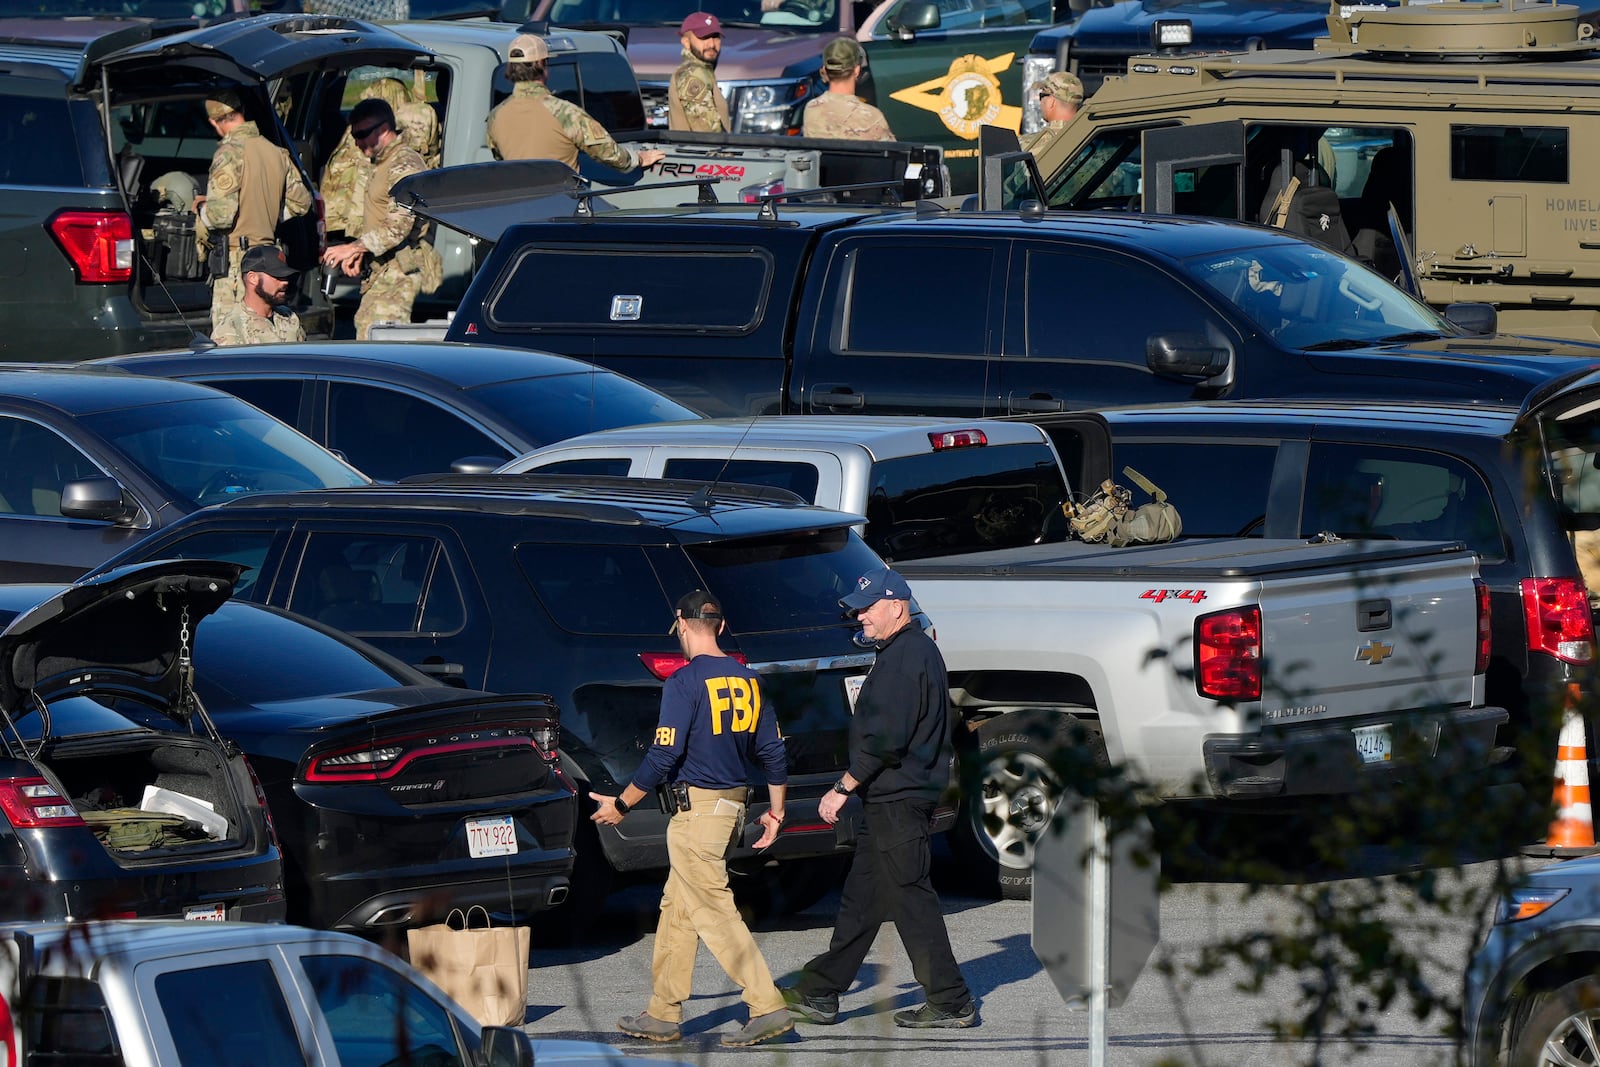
top-left (669, 589), bottom-right (724, 633)
top-left (239, 244), bottom-right (296, 279)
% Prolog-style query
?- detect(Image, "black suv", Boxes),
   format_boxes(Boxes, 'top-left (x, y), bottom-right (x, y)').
top-left (1030, 387), bottom-right (1600, 823)
top-left (0, 14), bottom-right (430, 357)
top-left (89, 475), bottom-right (901, 916)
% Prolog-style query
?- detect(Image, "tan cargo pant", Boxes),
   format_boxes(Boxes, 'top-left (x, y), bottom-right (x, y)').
top-left (208, 245), bottom-right (248, 328)
top-left (354, 258), bottom-right (422, 341)
top-left (646, 786), bottom-right (785, 1024)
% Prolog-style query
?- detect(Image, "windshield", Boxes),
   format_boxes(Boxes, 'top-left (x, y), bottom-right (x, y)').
top-left (1180, 242), bottom-right (1451, 350)
top-left (471, 374), bottom-right (699, 450)
top-left (78, 396), bottom-right (367, 509)
top-left (544, 0), bottom-right (836, 31)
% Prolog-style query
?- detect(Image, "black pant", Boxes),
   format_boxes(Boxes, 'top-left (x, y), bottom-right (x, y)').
top-left (796, 797), bottom-right (970, 1011)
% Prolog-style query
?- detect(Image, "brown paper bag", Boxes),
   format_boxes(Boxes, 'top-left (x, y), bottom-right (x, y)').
top-left (407, 905), bottom-right (530, 1027)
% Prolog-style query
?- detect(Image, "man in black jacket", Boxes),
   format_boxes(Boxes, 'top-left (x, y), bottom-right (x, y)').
top-left (782, 567), bottom-right (978, 1029)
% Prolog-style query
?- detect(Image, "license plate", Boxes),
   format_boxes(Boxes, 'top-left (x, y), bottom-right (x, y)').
top-left (1353, 724), bottom-right (1392, 764)
top-left (467, 815), bottom-right (517, 859)
top-left (843, 675), bottom-right (866, 713)
top-left (184, 903), bottom-right (225, 921)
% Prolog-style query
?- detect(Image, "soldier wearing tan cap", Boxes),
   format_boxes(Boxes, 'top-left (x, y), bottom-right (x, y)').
top-left (669, 13), bottom-right (729, 132)
top-left (1019, 71), bottom-right (1084, 157)
top-left (194, 89), bottom-right (311, 330)
top-left (802, 38), bottom-right (894, 141)
top-left (487, 33), bottom-right (665, 173)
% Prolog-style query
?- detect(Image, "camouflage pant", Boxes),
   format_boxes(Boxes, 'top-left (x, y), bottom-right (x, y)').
top-left (353, 260), bottom-right (422, 340)
top-left (208, 246), bottom-right (248, 327)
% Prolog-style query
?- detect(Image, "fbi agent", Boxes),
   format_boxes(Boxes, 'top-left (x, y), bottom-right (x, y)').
top-left (591, 590), bottom-right (793, 1048)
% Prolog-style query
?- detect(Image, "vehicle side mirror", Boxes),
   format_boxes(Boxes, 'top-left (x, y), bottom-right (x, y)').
top-left (59, 478), bottom-right (132, 523)
top-left (1146, 332), bottom-right (1231, 380)
top-left (1444, 301), bottom-right (1497, 336)
top-left (478, 1025), bottom-right (535, 1067)
top-left (892, 1), bottom-right (940, 36)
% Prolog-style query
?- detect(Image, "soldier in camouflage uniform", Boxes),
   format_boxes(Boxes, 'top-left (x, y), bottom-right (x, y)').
top-left (670, 12), bottom-right (730, 133)
top-left (803, 38), bottom-right (894, 141)
top-left (195, 90), bottom-right (312, 328)
top-left (321, 75), bottom-right (441, 237)
top-left (321, 99), bottom-right (441, 340)
top-left (1018, 71), bottom-right (1083, 157)
top-left (487, 33), bottom-right (666, 173)
top-left (211, 244), bottom-right (306, 346)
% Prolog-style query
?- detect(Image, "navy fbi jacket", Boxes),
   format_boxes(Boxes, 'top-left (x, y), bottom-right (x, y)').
top-left (631, 653), bottom-right (788, 792)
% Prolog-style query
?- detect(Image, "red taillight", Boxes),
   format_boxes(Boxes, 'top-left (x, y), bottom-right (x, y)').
top-left (1196, 606), bottom-right (1262, 700)
top-left (242, 756), bottom-right (279, 848)
top-left (304, 730), bottom-right (539, 782)
top-left (46, 210), bottom-right (134, 283)
top-left (1521, 577), bottom-right (1596, 665)
top-left (928, 429), bottom-right (988, 451)
top-left (0, 777), bottom-right (85, 828)
top-left (1475, 578), bottom-right (1493, 674)
top-left (639, 651), bottom-right (748, 680)
top-left (532, 721), bottom-right (561, 764)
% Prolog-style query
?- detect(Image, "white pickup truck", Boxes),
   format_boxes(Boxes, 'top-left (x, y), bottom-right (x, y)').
top-left (898, 535), bottom-right (1507, 898)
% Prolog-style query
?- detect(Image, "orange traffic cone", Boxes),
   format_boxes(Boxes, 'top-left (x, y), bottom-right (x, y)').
top-left (1546, 709), bottom-right (1597, 856)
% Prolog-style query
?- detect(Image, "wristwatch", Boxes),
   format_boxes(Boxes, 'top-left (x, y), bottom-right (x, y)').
top-left (613, 796), bottom-right (631, 815)
top-left (831, 779), bottom-right (852, 797)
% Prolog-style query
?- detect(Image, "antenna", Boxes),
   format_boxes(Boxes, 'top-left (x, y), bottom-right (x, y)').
top-left (688, 416), bottom-right (762, 513)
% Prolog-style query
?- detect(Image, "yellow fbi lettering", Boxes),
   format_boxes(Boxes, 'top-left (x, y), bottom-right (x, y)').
top-left (706, 676), bottom-right (761, 735)
top-left (654, 726), bottom-right (676, 747)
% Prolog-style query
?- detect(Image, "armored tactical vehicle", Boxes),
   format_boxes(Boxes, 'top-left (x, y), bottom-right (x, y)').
top-left (1026, 0), bottom-right (1600, 341)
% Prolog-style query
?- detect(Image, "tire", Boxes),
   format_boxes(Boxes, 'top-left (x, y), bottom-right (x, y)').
top-left (731, 855), bottom-right (847, 923)
top-left (1510, 975), bottom-right (1600, 1066)
top-left (949, 710), bottom-right (1106, 900)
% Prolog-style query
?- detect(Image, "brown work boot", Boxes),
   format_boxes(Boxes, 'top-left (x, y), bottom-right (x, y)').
top-left (720, 1008), bottom-right (795, 1047)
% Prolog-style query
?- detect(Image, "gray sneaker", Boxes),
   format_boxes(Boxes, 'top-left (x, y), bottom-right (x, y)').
top-left (780, 986), bottom-right (840, 1024)
top-left (892, 1000), bottom-right (979, 1029)
top-left (721, 1008), bottom-right (795, 1047)
top-left (618, 1012), bottom-right (681, 1042)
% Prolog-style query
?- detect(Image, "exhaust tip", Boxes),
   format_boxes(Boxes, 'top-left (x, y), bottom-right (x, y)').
top-left (546, 884), bottom-right (569, 907)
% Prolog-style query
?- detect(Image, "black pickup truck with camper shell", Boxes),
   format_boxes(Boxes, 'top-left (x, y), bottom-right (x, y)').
top-left (428, 167), bottom-right (1600, 418)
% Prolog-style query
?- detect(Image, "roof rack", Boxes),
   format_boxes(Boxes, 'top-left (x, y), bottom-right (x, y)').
top-left (572, 177), bottom-right (719, 217)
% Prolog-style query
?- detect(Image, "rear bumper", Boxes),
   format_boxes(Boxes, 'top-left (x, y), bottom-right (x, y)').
top-left (1202, 705), bottom-right (1510, 799)
top-left (327, 865), bottom-right (574, 930)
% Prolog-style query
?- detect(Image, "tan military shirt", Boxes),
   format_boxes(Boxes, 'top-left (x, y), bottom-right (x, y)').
top-left (211, 304), bottom-right (305, 346)
top-left (360, 137), bottom-right (429, 260)
top-left (668, 51), bottom-right (729, 132)
top-left (1019, 120), bottom-right (1070, 158)
top-left (802, 93), bottom-right (894, 141)
top-left (201, 121), bottom-right (310, 247)
top-left (486, 82), bottom-right (640, 172)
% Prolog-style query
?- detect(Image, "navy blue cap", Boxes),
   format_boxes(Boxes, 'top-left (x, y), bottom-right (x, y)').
top-left (840, 566), bottom-right (912, 611)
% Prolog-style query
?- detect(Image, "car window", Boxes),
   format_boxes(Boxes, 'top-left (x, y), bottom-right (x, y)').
top-left (1303, 443), bottom-right (1505, 560)
top-left (865, 442), bottom-right (1067, 560)
top-left (79, 396), bottom-right (366, 507)
top-left (874, 0), bottom-right (1050, 36)
top-left (327, 382), bottom-right (508, 480)
top-left (301, 954), bottom-right (465, 1067)
top-left (203, 378), bottom-right (305, 429)
top-left (688, 526), bottom-right (887, 633)
top-left (523, 456), bottom-right (634, 476)
top-left (147, 529), bottom-right (280, 601)
top-left (521, 543), bottom-right (673, 636)
top-left (15, 976), bottom-right (118, 1062)
top-left (0, 94), bottom-right (84, 186)
top-left (1022, 249), bottom-right (1219, 364)
top-left (488, 247), bottom-right (772, 333)
top-left (839, 243), bottom-right (992, 356)
top-left (1111, 441), bottom-right (1279, 537)
top-left (1044, 124), bottom-right (1144, 209)
top-left (469, 374), bottom-right (698, 447)
top-left (154, 960), bottom-right (304, 1067)
top-left (1452, 125), bottom-right (1568, 183)
top-left (289, 532), bottom-right (466, 636)
top-left (193, 603), bottom-right (418, 707)
top-left (662, 458), bottom-right (822, 502)
top-left (0, 416), bottom-right (106, 519)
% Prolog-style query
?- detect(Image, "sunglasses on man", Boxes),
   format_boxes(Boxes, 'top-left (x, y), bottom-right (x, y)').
top-left (350, 123), bottom-right (384, 141)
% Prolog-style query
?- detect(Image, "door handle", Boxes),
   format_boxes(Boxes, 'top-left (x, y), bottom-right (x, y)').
top-left (810, 385), bottom-right (865, 410)
top-left (1008, 392), bottom-right (1065, 413)
top-left (1356, 599), bottom-right (1392, 632)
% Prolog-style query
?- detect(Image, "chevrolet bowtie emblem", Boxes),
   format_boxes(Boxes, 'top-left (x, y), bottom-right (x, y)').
top-left (1355, 640), bottom-right (1395, 666)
